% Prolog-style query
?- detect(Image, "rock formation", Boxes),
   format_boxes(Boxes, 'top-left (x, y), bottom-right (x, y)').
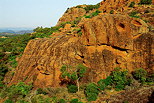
top-left (9, 13), bottom-right (154, 88)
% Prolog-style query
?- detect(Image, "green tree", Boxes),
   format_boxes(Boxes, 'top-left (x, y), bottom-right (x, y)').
top-left (85, 83), bottom-right (99, 101)
top-left (60, 64), bottom-right (87, 92)
top-left (139, 0), bottom-right (152, 5)
top-left (133, 68), bottom-right (147, 84)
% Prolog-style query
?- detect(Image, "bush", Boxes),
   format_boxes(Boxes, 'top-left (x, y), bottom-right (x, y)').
top-left (146, 73), bottom-right (154, 83)
top-left (1, 82), bottom-right (32, 100)
top-left (36, 88), bottom-right (48, 95)
top-left (70, 99), bottom-right (82, 103)
top-left (84, 3), bottom-right (100, 12)
top-left (31, 94), bottom-right (53, 103)
top-left (133, 68), bottom-right (147, 84)
top-left (110, 10), bottom-right (114, 14)
top-left (85, 83), bottom-right (99, 101)
top-left (4, 99), bottom-right (14, 103)
top-left (111, 68), bottom-right (131, 91)
top-left (59, 99), bottom-right (66, 103)
top-left (85, 10), bottom-right (101, 18)
top-left (129, 2), bottom-right (135, 7)
top-left (97, 76), bottom-right (112, 91)
top-left (67, 85), bottom-right (78, 93)
top-left (139, 0), bottom-right (152, 5)
top-left (129, 11), bottom-right (140, 18)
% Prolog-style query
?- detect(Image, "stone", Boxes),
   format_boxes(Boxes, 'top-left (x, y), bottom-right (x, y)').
top-left (9, 14), bottom-right (153, 88)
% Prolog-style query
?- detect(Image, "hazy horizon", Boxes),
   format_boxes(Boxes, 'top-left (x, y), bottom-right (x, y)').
top-left (0, 0), bottom-right (101, 29)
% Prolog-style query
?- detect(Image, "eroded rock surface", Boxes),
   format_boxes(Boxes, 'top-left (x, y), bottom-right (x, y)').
top-left (9, 14), bottom-right (154, 88)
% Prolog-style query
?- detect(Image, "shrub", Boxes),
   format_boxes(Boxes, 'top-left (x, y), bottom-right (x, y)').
top-left (129, 11), bottom-right (140, 18)
top-left (129, 2), bottom-right (135, 7)
top-left (133, 68), bottom-right (147, 84)
top-left (139, 0), bottom-right (152, 5)
top-left (16, 100), bottom-right (29, 103)
top-left (97, 76), bottom-right (112, 91)
top-left (36, 88), bottom-right (48, 95)
top-left (91, 10), bottom-right (101, 17)
top-left (70, 99), bottom-right (82, 103)
top-left (4, 99), bottom-right (14, 103)
top-left (59, 99), bottom-right (66, 103)
top-left (67, 85), bottom-right (78, 93)
top-left (111, 68), bottom-right (131, 91)
top-left (110, 10), bottom-right (114, 14)
top-left (1, 82), bottom-right (32, 100)
top-left (85, 15), bottom-right (91, 18)
top-left (146, 73), bottom-right (154, 83)
top-left (85, 83), bottom-right (99, 101)
top-left (85, 10), bottom-right (101, 18)
top-left (84, 3), bottom-right (100, 12)
top-left (31, 94), bottom-right (53, 103)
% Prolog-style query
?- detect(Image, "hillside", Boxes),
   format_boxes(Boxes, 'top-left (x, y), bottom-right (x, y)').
top-left (0, 0), bottom-right (154, 103)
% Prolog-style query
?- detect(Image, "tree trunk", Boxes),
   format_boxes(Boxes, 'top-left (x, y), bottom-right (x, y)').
top-left (77, 78), bottom-right (80, 92)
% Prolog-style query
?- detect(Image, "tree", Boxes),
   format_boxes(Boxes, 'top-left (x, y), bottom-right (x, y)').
top-left (132, 68), bottom-right (147, 84)
top-left (60, 64), bottom-right (87, 92)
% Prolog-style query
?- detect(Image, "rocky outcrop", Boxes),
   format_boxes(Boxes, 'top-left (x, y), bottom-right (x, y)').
top-left (56, 7), bottom-right (86, 26)
top-left (99, 0), bottom-right (154, 13)
top-left (9, 14), bottom-right (153, 88)
top-left (107, 86), bottom-right (154, 103)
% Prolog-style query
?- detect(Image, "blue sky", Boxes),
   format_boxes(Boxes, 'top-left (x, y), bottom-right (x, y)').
top-left (0, 0), bottom-right (101, 28)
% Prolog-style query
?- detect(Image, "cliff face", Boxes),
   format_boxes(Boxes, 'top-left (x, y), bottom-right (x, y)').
top-left (9, 14), bottom-right (154, 88)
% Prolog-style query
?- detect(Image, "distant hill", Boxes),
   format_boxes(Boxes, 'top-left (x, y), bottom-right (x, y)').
top-left (0, 29), bottom-right (15, 33)
top-left (0, 28), bottom-right (33, 36)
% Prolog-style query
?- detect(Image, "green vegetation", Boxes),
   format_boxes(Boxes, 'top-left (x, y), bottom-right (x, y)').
top-left (132, 68), bottom-right (147, 84)
top-left (60, 64), bottom-right (87, 92)
top-left (70, 98), bottom-right (82, 103)
top-left (85, 83), bottom-right (99, 101)
top-left (110, 10), bottom-right (114, 14)
top-left (110, 68), bottom-right (131, 91)
top-left (0, 25), bottom-right (61, 86)
top-left (129, 2), bottom-right (135, 8)
top-left (33, 26), bottom-right (60, 38)
top-left (83, 3), bottom-right (100, 12)
top-left (0, 82), bottom-right (32, 102)
top-left (67, 85), bottom-right (78, 93)
top-left (129, 11), bottom-right (140, 18)
top-left (139, 0), bottom-right (152, 5)
top-left (85, 10), bottom-right (101, 18)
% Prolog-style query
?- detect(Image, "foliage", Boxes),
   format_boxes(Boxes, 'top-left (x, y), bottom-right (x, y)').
top-left (33, 26), bottom-right (60, 38)
top-left (85, 10), bottom-right (101, 18)
top-left (110, 10), bottom-right (114, 14)
top-left (129, 11), bottom-right (140, 18)
top-left (70, 98), bottom-right (82, 103)
top-left (59, 99), bottom-right (66, 103)
top-left (129, 2), bottom-right (135, 7)
top-left (0, 82), bottom-right (32, 100)
top-left (97, 76), bottom-right (112, 91)
top-left (59, 22), bottom-right (71, 28)
top-left (67, 85), bottom-right (78, 93)
top-left (4, 99), bottom-right (14, 103)
top-left (60, 64), bottom-right (87, 81)
top-left (132, 68), bottom-right (147, 84)
top-left (146, 73), bottom-right (154, 83)
top-left (16, 100), bottom-right (29, 103)
top-left (36, 88), bottom-right (48, 95)
top-left (139, 0), bottom-right (152, 5)
top-left (31, 94), bottom-right (53, 103)
top-left (84, 3), bottom-right (100, 12)
top-left (85, 83), bottom-right (99, 101)
top-left (110, 68), bottom-right (131, 91)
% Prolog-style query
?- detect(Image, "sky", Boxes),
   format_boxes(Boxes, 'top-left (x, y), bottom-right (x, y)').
top-left (0, 0), bottom-right (101, 29)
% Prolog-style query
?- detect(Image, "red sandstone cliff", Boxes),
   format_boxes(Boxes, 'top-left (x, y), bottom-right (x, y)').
top-left (6, 0), bottom-right (154, 88)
